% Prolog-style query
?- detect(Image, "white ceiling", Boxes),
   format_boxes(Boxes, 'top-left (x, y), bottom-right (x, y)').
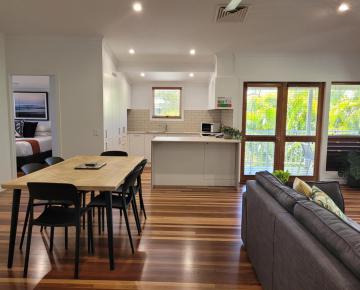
top-left (1, 0), bottom-right (359, 82)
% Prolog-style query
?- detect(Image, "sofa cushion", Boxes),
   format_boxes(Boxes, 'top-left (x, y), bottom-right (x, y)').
top-left (294, 200), bottom-right (360, 280)
top-left (293, 177), bottom-right (312, 197)
top-left (256, 171), bottom-right (307, 214)
top-left (308, 181), bottom-right (345, 212)
top-left (311, 186), bottom-right (346, 221)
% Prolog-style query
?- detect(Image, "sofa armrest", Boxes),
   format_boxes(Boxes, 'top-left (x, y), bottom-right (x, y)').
top-left (308, 181), bottom-right (345, 212)
top-left (241, 191), bottom-right (247, 248)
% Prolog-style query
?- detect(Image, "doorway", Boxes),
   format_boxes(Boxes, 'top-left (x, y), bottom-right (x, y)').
top-left (241, 82), bottom-right (325, 181)
top-left (10, 75), bottom-right (56, 174)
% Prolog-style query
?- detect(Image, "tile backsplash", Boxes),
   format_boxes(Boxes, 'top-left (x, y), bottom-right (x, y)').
top-left (128, 109), bottom-right (233, 132)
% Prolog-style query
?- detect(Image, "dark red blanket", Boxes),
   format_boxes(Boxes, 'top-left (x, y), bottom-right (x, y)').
top-left (16, 139), bottom-right (40, 155)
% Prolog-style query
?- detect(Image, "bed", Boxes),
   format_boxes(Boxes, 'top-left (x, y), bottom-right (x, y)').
top-left (16, 136), bottom-right (53, 169)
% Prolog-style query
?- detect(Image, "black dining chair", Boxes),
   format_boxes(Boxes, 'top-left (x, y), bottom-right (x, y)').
top-left (88, 166), bottom-right (143, 254)
top-left (45, 156), bottom-right (64, 166)
top-left (19, 163), bottom-right (47, 249)
top-left (23, 182), bottom-right (93, 279)
top-left (44, 156), bottom-right (94, 229)
top-left (133, 159), bottom-right (148, 220)
top-left (101, 150), bottom-right (128, 157)
top-left (97, 150), bottom-right (129, 234)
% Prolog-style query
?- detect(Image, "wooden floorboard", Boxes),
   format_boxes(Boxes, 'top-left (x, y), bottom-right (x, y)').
top-left (0, 168), bottom-right (359, 290)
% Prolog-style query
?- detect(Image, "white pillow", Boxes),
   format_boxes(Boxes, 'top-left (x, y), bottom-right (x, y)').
top-left (35, 131), bottom-right (51, 137)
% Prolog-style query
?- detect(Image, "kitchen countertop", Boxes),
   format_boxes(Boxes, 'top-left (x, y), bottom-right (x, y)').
top-left (152, 136), bottom-right (240, 143)
top-left (128, 131), bottom-right (200, 135)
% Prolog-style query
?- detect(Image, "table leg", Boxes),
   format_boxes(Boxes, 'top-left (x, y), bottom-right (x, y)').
top-left (105, 191), bottom-right (114, 270)
top-left (8, 189), bottom-right (22, 268)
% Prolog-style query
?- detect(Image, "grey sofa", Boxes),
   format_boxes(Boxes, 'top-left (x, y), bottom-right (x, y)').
top-left (241, 171), bottom-right (360, 290)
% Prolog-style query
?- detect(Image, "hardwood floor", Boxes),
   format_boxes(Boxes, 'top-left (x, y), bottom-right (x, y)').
top-left (0, 168), bottom-right (260, 290)
top-left (0, 169), bottom-right (359, 290)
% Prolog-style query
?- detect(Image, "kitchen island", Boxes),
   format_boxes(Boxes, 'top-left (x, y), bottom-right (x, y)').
top-left (151, 136), bottom-right (240, 187)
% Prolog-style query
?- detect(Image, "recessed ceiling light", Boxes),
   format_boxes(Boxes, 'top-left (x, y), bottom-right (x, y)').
top-left (189, 49), bottom-right (196, 55)
top-left (133, 2), bottom-right (142, 12)
top-left (338, 3), bottom-right (350, 13)
top-left (189, 73), bottom-right (194, 77)
top-left (140, 72), bottom-right (145, 77)
top-left (129, 48), bottom-right (135, 54)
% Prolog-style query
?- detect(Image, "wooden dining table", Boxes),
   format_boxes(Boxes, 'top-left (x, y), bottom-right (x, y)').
top-left (1, 155), bottom-right (144, 270)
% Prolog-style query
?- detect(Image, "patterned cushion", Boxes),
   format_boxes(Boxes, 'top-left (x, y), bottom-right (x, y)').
top-left (15, 120), bottom-right (24, 137)
top-left (293, 177), bottom-right (312, 198)
top-left (311, 186), bottom-right (346, 221)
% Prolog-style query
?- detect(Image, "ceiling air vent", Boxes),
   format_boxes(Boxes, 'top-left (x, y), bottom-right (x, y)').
top-left (215, 5), bottom-right (248, 23)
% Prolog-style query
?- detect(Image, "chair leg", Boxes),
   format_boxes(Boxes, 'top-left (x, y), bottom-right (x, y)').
top-left (82, 193), bottom-right (86, 230)
top-left (23, 221), bottom-right (33, 277)
top-left (40, 204), bottom-right (49, 232)
top-left (50, 227), bottom-right (55, 252)
top-left (101, 207), bottom-right (105, 233)
top-left (122, 201), bottom-right (135, 254)
top-left (97, 207), bottom-right (102, 235)
top-left (91, 191), bottom-right (95, 217)
top-left (139, 182), bottom-right (147, 220)
top-left (132, 198), bottom-right (141, 235)
top-left (87, 211), bottom-right (94, 254)
top-left (65, 227), bottom-right (68, 250)
top-left (74, 223), bottom-right (80, 279)
top-left (19, 201), bottom-right (31, 250)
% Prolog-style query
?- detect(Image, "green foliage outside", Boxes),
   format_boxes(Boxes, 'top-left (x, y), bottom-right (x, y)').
top-left (154, 89), bottom-right (181, 117)
top-left (328, 85), bottom-right (360, 135)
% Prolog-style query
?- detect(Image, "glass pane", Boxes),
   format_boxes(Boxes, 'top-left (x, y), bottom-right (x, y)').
top-left (244, 142), bottom-right (275, 175)
top-left (153, 89), bottom-right (181, 117)
top-left (246, 87), bottom-right (277, 135)
top-left (284, 142), bottom-right (315, 176)
top-left (328, 84), bottom-right (360, 136)
top-left (286, 87), bottom-right (319, 136)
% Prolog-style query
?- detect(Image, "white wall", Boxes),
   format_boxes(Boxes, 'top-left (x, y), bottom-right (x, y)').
top-left (131, 82), bottom-right (209, 111)
top-left (230, 53), bottom-right (360, 180)
top-left (0, 34), bottom-right (15, 183)
top-left (5, 36), bottom-right (104, 159)
top-left (102, 43), bottom-right (130, 152)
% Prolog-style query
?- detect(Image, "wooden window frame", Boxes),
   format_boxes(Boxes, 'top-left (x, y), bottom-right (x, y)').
top-left (241, 82), bottom-right (325, 182)
top-left (152, 87), bottom-right (182, 119)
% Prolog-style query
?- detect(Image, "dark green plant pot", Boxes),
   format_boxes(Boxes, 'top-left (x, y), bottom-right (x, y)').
top-left (224, 134), bottom-right (233, 139)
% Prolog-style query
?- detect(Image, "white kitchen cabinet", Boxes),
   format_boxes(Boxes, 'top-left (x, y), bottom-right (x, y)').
top-left (144, 134), bottom-right (155, 161)
top-left (128, 134), bottom-right (145, 156)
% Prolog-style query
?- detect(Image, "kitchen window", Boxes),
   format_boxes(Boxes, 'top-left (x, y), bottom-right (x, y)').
top-left (153, 87), bottom-right (182, 119)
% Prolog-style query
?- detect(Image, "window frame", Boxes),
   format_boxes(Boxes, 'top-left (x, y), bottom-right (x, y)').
top-left (152, 87), bottom-right (182, 119)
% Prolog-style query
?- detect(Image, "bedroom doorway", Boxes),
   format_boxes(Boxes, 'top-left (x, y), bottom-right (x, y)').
top-left (10, 75), bottom-right (57, 175)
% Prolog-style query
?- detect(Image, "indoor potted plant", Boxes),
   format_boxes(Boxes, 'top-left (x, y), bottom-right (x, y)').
top-left (221, 126), bottom-right (242, 140)
top-left (273, 170), bottom-right (291, 185)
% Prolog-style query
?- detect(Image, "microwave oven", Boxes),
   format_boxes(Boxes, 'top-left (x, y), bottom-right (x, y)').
top-left (201, 122), bottom-right (221, 134)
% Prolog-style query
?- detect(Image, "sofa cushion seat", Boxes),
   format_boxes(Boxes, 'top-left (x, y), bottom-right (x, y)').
top-left (256, 171), bottom-right (307, 214)
top-left (294, 200), bottom-right (360, 280)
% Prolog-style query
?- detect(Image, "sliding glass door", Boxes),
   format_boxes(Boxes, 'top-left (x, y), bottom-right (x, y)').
top-left (241, 82), bottom-right (324, 181)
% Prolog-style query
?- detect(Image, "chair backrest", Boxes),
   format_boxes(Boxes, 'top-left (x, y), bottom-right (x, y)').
top-left (21, 163), bottom-right (47, 175)
top-left (101, 151), bottom-right (128, 157)
top-left (45, 156), bottom-right (64, 166)
top-left (27, 182), bottom-right (80, 205)
top-left (121, 166), bottom-right (143, 193)
top-left (137, 159), bottom-right (148, 174)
